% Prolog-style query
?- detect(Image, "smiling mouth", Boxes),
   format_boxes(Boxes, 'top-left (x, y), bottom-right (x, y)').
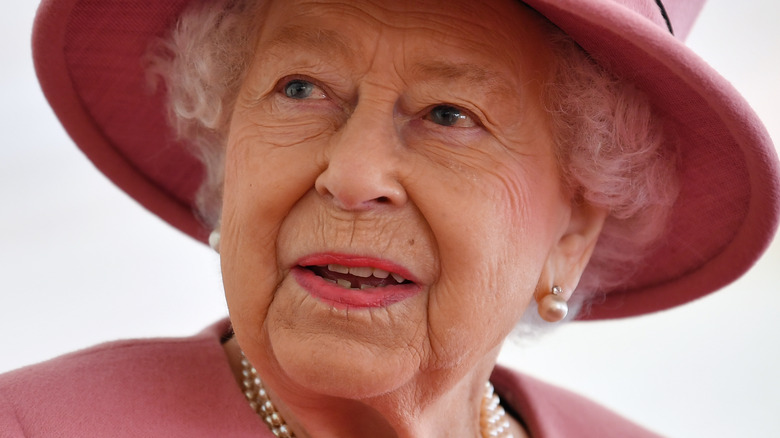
top-left (304, 264), bottom-right (413, 290)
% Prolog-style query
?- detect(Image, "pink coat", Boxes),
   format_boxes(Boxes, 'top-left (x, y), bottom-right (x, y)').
top-left (0, 320), bottom-right (660, 437)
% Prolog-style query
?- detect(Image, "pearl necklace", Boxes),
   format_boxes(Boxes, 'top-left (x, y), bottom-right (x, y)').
top-left (240, 352), bottom-right (513, 438)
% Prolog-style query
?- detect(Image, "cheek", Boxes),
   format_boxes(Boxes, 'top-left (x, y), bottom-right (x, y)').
top-left (480, 156), bottom-right (567, 290)
top-left (240, 97), bottom-right (341, 148)
top-left (417, 156), bottom-right (565, 362)
top-left (419, 151), bottom-right (559, 277)
top-left (222, 123), bottom-right (324, 248)
top-left (220, 117), bottom-right (328, 340)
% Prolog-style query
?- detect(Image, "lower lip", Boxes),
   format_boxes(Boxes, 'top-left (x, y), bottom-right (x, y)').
top-left (291, 267), bottom-right (422, 309)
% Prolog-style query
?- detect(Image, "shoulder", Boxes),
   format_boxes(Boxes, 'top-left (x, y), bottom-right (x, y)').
top-left (491, 366), bottom-right (663, 438)
top-left (0, 320), bottom-right (265, 437)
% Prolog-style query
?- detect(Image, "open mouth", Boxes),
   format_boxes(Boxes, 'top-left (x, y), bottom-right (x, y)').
top-left (303, 264), bottom-right (413, 290)
top-left (293, 256), bottom-right (422, 308)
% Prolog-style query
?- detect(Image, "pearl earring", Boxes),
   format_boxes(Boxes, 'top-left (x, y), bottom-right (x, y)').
top-left (208, 229), bottom-right (220, 253)
top-left (538, 285), bottom-right (568, 322)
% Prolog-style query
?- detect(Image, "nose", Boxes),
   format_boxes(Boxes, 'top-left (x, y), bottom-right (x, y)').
top-left (315, 108), bottom-right (408, 211)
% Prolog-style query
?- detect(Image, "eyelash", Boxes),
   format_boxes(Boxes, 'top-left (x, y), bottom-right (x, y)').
top-left (422, 104), bottom-right (480, 129)
top-left (275, 76), bottom-right (483, 131)
top-left (278, 77), bottom-right (328, 100)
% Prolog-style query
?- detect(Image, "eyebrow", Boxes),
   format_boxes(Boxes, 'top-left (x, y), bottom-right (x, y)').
top-left (260, 26), bottom-right (513, 96)
top-left (260, 25), bottom-right (357, 61)
top-left (410, 61), bottom-right (513, 96)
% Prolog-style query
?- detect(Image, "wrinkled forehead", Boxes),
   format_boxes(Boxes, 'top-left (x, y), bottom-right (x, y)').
top-left (256, 0), bottom-right (557, 82)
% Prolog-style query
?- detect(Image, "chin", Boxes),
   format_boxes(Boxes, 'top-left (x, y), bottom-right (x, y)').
top-left (253, 280), bottom-right (426, 399)
top-left (269, 328), bottom-right (419, 399)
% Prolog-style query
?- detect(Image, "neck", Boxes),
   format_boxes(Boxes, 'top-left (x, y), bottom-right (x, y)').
top-left (224, 337), bottom-right (522, 438)
top-left (278, 386), bottom-right (481, 438)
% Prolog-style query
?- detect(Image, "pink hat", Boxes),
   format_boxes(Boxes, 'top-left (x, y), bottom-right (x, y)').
top-left (32, 0), bottom-right (780, 320)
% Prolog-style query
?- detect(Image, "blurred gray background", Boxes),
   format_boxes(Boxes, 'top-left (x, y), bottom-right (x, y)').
top-left (1, 1), bottom-right (778, 437)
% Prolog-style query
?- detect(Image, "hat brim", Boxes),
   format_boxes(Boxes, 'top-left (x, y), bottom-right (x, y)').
top-left (522, 0), bottom-right (780, 319)
top-left (32, 0), bottom-right (780, 319)
top-left (33, 0), bottom-right (204, 240)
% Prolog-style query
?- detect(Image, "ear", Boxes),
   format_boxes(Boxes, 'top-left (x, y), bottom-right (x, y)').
top-left (536, 200), bottom-right (607, 301)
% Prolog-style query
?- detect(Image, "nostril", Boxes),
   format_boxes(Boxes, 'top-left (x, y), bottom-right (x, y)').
top-left (314, 164), bottom-right (406, 209)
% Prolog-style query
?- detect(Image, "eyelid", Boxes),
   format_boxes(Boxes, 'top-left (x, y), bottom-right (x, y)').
top-left (422, 103), bottom-right (484, 129)
top-left (276, 75), bottom-right (330, 100)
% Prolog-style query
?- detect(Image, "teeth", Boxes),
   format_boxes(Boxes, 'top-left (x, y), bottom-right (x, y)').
top-left (324, 278), bottom-right (337, 284)
top-left (349, 266), bottom-right (373, 278)
top-left (373, 268), bottom-right (389, 279)
top-left (360, 284), bottom-right (372, 290)
top-left (328, 264), bottom-right (349, 274)
top-left (322, 264), bottom-right (408, 284)
top-left (336, 279), bottom-right (352, 288)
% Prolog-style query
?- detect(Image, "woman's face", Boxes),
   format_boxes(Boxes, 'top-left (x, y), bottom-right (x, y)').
top-left (222, 0), bottom-right (579, 400)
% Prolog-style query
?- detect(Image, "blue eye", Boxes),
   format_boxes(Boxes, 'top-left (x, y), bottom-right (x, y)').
top-left (426, 105), bottom-right (476, 128)
top-left (284, 80), bottom-right (315, 99)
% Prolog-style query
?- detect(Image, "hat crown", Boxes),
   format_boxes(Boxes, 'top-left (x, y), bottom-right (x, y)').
top-left (604, 0), bottom-right (706, 40)
top-left (32, 0), bottom-right (778, 319)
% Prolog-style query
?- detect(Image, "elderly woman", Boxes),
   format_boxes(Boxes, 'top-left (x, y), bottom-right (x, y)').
top-left (2, 0), bottom-right (778, 436)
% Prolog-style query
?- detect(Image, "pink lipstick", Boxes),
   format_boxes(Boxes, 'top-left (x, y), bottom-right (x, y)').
top-left (292, 253), bottom-right (422, 309)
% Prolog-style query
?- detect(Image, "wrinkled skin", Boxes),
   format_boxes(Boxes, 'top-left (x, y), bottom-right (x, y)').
top-left (220, 0), bottom-right (606, 437)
